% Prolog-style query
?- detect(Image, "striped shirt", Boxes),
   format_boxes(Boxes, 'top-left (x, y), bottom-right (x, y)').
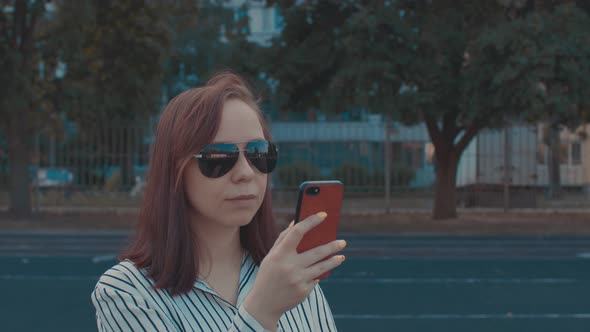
top-left (91, 251), bottom-right (338, 331)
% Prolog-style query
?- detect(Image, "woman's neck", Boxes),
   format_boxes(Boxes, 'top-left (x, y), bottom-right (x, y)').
top-left (192, 216), bottom-right (244, 277)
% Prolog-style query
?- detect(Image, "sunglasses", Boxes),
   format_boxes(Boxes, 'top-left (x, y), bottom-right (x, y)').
top-left (193, 140), bottom-right (278, 178)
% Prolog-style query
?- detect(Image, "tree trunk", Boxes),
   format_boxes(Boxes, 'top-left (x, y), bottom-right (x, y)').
top-left (7, 119), bottom-right (32, 218)
top-left (432, 152), bottom-right (459, 220)
top-left (547, 125), bottom-right (561, 199)
top-left (5, 0), bottom-right (37, 218)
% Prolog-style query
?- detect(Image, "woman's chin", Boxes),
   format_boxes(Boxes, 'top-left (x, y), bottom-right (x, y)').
top-left (223, 211), bottom-right (256, 227)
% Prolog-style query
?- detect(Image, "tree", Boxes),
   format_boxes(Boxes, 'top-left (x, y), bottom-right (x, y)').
top-left (161, 2), bottom-right (268, 102)
top-left (0, 0), bottom-right (200, 216)
top-left (61, 0), bottom-right (268, 190)
top-left (538, 4), bottom-right (590, 199)
top-left (0, 0), bottom-right (61, 217)
top-left (57, 0), bottom-right (176, 190)
top-left (265, 0), bottom-right (502, 219)
top-left (264, 0), bottom-right (590, 219)
top-left (466, 2), bottom-right (590, 199)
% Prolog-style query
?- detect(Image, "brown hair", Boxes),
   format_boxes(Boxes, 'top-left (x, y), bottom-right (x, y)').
top-left (122, 72), bottom-right (278, 295)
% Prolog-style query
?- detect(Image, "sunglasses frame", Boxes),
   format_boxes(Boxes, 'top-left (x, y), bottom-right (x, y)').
top-left (193, 140), bottom-right (278, 178)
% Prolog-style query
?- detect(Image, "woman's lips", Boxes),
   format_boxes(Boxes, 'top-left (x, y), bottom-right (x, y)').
top-left (226, 194), bottom-right (257, 201)
top-left (226, 194), bottom-right (257, 208)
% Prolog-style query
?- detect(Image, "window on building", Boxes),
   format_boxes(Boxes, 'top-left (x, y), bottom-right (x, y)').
top-left (572, 142), bottom-right (582, 165)
top-left (262, 8), bottom-right (272, 32)
top-left (403, 142), bottom-right (424, 168)
top-left (536, 144), bottom-right (546, 165)
top-left (274, 7), bottom-right (284, 31)
top-left (560, 143), bottom-right (569, 164)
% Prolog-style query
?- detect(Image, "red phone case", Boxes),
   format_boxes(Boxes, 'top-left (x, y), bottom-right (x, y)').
top-left (294, 180), bottom-right (344, 280)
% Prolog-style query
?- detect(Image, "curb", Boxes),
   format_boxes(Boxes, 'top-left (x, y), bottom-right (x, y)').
top-left (2, 206), bottom-right (590, 216)
top-left (0, 229), bottom-right (132, 236)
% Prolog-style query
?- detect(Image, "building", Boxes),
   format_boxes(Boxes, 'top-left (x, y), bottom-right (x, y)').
top-left (457, 124), bottom-right (588, 188)
top-left (454, 124), bottom-right (590, 207)
top-left (222, 0), bottom-right (283, 46)
top-left (270, 116), bottom-right (436, 189)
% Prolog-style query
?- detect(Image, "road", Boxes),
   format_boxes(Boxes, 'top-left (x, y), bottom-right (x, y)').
top-left (2, 232), bottom-right (590, 331)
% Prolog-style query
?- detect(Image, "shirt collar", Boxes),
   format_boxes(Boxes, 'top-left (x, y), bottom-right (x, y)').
top-left (193, 250), bottom-right (257, 308)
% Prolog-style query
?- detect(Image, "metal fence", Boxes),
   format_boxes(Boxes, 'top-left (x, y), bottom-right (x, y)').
top-left (1, 121), bottom-right (589, 210)
top-left (456, 124), bottom-right (590, 209)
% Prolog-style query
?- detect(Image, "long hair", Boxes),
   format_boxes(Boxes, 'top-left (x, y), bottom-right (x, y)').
top-left (122, 72), bottom-right (278, 295)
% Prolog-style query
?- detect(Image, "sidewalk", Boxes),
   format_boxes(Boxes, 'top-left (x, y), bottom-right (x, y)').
top-left (3, 204), bottom-right (590, 215)
top-left (1, 205), bottom-right (589, 236)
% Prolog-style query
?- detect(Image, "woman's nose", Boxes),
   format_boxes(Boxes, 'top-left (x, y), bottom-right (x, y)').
top-left (231, 151), bottom-right (256, 181)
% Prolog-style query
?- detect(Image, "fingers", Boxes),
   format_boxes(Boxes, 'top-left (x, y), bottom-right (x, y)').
top-left (303, 279), bottom-right (321, 293)
top-left (280, 212), bottom-right (327, 250)
top-left (297, 239), bottom-right (347, 267)
top-left (273, 220), bottom-right (295, 247)
top-left (302, 255), bottom-right (346, 282)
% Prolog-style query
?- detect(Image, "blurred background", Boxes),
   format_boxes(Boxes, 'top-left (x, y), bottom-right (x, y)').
top-left (2, 0), bottom-right (590, 220)
top-left (2, 1), bottom-right (590, 331)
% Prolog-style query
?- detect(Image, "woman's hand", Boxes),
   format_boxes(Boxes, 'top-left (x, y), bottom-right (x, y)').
top-left (242, 212), bottom-right (347, 331)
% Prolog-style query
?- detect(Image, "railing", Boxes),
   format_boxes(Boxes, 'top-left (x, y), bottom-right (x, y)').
top-left (1, 122), bottom-right (588, 210)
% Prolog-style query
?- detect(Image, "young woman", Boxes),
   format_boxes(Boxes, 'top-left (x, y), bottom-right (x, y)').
top-left (91, 72), bottom-right (347, 331)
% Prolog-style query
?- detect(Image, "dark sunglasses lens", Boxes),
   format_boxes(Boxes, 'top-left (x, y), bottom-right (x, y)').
top-left (246, 141), bottom-right (278, 174)
top-left (198, 145), bottom-right (239, 178)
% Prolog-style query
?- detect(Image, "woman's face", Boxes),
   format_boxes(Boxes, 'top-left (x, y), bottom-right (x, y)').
top-left (184, 98), bottom-right (268, 229)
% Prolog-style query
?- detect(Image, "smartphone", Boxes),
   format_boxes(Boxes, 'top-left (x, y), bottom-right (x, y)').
top-left (294, 180), bottom-right (344, 280)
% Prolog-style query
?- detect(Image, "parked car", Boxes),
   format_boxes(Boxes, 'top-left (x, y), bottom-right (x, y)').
top-left (31, 167), bottom-right (74, 188)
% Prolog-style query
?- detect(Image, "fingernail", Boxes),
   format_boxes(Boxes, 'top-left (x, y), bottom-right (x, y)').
top-left (316, 212), bottom-right (327, 220)
top-left (338, 240), bottom-right (347, 249)
top-left (338, 255), bottom-right (346, 263)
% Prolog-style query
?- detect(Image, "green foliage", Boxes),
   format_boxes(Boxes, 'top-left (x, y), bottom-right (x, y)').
top-left (262, 1), bottom-right (590, 218)
top-left (262, 1), bottom-right (354, 112)
top-left (161, 1), bottom-right (268, 101)
top-left (373, 163), bottom-right (416, 188)
top-left (265, 0), bottom-right (590, 129)
top-left (331, 162), bottom-right (415, 190)
top-left (276, 161), bottom-right (322, 188)
top-left (466, 3), bottom-right (590, 128)
top-left (56, 0), bottom-right (172, 126)
top-left (0, 0), bottom-right (62, 134)
top-left (331, 163), bottom-right (370, 186)
top-left (162, 2), bottom-right (233, 95)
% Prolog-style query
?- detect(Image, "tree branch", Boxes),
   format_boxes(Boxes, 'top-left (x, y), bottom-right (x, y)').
top-left (0, 9), bottom-right (8, 42)
top-left (422, 112), bottom-right (442, 146)
top-left (12, 0), bottom-right (27, 48)
top-left (21, 0), bottom-right (45, 52)
top-left (22, 13), bottom-right (37, 53)
top-left (442, 111), bottom-right (460, 140)
top-left (455, 122), bottom-right (481, 154)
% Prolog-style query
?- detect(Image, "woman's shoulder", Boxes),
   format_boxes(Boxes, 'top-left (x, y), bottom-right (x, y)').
top-left (94, 259), bottom-right (154, 295)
